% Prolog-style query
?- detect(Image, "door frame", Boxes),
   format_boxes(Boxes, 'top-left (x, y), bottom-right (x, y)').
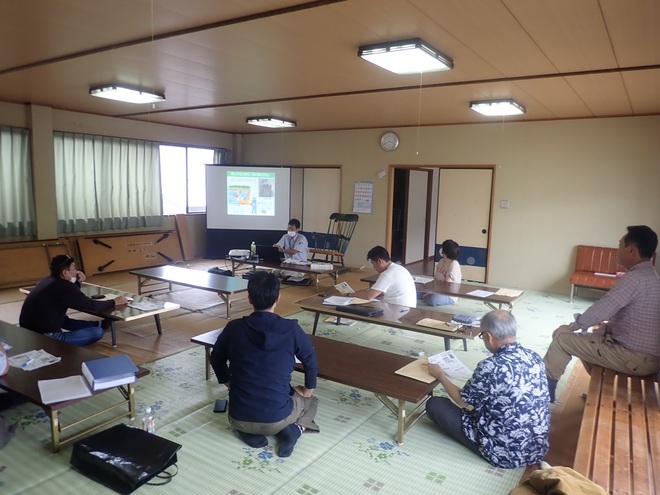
top-left (386, 164), bottom-right (496, 282)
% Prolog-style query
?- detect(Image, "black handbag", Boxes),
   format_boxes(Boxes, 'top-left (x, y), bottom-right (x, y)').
top-left (70, 424), bottom-right (182, 494)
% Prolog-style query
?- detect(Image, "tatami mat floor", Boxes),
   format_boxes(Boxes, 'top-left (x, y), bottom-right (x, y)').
top-left (0, 260), bottom-right (593, 494)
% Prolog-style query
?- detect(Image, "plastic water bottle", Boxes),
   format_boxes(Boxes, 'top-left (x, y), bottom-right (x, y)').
top-left (142, 406), bottom-right (155, 433)
top-left (250, 241), bottom-right (256, 257)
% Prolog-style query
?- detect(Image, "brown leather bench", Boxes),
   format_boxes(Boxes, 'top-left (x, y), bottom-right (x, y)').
top-left (569, 245), bottom-right (624, 302)
top-left (573, 366), bottom-right (660, 494)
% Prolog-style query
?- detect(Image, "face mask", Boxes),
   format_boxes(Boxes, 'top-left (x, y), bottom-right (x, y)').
top-left (287, 231), bottom-right (297, 238)
top-left (70, 277), bottom-right (77, 284)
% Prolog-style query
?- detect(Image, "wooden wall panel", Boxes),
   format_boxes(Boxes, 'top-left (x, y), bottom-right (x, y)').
top-left (77, 231), bottom-right (183, 275)
top-left (0, 240), bottom-right (70, 288)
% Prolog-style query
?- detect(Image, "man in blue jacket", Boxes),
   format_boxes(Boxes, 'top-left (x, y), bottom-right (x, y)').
top-left (210, 271), bottom-right (319, 457)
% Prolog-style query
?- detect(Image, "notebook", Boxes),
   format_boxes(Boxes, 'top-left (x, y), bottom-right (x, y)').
top-left (256, 245), bottom-right (285, 264)
top-left (335, 304), bottom-right (384, 317)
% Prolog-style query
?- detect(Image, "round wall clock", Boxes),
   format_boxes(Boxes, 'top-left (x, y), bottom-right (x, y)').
top-left (380, 131), bottom-right (399, 151)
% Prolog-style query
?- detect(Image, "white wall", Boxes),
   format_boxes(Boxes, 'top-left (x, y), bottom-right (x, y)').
top-left (241, 116), bottom-right (660, 293)
top-left (3, 99), bottom-right (658, 293)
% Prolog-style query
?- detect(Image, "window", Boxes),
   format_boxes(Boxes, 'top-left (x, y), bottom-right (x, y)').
top-left (160, 145), bottom-right (229, 214)
top-left (53, 132), bottom-right (162, 233)
top-left (0, 126), bottom-right (35, 238)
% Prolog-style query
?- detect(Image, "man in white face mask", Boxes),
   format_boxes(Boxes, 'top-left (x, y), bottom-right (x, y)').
top-left (19, 255), bottom-right (129, 346)
top-left (273, 218), bottom-right (308, 280)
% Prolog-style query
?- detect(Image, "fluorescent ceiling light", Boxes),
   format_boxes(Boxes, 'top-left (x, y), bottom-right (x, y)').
top-left (246, 117), bottom-right (296, 128)
top-left (470, 99), bottom-right (525, 116)
top-left (89, 84), bottom-right (165, 104)
top-left (358, 38), bottom-right (453, 75)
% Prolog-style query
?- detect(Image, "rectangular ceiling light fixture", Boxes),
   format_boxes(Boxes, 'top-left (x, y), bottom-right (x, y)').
top-left (246, 117), bottom-right (297, 128)
top-left (358, 38), bottom-right (453, 75)
top-left (89, 84), bottom-right (165, 104)
top-left (470, 99), bottom-right (525, 116)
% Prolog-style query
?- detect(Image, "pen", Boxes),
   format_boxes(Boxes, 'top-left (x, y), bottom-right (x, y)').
top-left (22, 358), bottom-right (35, 368)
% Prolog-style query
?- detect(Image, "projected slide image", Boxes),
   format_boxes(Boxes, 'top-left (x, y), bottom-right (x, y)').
top-left (227, 170), bottom-right (275, 216)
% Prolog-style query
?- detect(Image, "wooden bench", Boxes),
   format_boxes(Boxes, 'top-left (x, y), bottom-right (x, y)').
top-left (191, 331), bottom-right (437, 444)
top-left (573, 366), bottom-right (660, 494)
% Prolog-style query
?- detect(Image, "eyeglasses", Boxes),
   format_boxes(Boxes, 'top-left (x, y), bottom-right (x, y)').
top-left (58, 255), bottom-right (74, 270)
top-left (478, 331), bottom-right (487, 339)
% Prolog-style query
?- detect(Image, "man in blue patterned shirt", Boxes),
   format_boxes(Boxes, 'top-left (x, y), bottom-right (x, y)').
top-left (426, 310), bottom-right (550, 469)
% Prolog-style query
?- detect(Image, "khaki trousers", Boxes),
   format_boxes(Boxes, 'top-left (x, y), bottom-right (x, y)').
top-left (544, 332), bottom-right (660, 380)
top-left (229, 394), bottom-right (319, 436)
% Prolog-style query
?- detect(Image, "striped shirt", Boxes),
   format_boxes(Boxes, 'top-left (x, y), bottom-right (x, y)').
top-left (577, 261), bottom-right (660, 356)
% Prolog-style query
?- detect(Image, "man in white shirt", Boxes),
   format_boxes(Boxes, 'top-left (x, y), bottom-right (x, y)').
top-left (353, 246), bottom-right (417, 307)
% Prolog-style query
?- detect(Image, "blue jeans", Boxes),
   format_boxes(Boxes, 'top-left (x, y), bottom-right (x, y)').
top-left (426, 397), bottom-right (482, 458)
top-left (417, 291), bottom-right (456, 307)
top-left (48, 317), bottom-right (104, 346)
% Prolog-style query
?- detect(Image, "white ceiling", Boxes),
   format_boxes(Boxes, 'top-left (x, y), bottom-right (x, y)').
top-left (1, 0), bottom-right (659, 134)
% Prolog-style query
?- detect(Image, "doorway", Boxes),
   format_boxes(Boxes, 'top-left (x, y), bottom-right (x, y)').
top-left (389, 169), bottom-right (432, 264)
top-left (388, 166), bottom-right (494, 282)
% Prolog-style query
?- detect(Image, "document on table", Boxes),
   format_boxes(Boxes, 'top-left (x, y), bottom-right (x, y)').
top-left (38, 375), bottom-right (92, 404)
top-left (416, 318), bottom-right (460, 332)
top-left (394, 359), bottom-right (436, 383)
top-left (427, 350), bottom-right (472, 379)
top-left (8, 349), bottom-right (61, 371)
top-left (467, 289), bottom-right (495, 298)
top-left (412, 275), bottom-right (434, 284)
top-left (334, 281), bottom-right (354, 295)
top-left (282, 259), bottom-right (310, 266)
top-left (494, 288), bottom-right (523, 297)
top-left (98, 293), bottom-right (133, 301)
top-left (396, 351), bottom-right (472, 382)
top-left (323, 296), bottom-right (371, 306)
top-left (128, 300), bottom-right (161, 311)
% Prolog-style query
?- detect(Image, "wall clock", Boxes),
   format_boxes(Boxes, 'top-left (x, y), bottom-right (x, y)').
top-left (380, 131), bottom-right (399, 151)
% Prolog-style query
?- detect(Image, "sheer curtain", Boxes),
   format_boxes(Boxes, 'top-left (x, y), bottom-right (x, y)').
top-left (0, 126), bottom-right (35, 238)
top-left (54, 132), bottom-right (162, 233)
top-left (214, 148), bottom-right (231, 164)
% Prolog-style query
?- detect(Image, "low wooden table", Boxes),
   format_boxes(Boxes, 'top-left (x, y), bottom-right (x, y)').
top-left (21, 283), bottom-right (180, 347)
top-left (130, 265), bottom-right (248, 318)
top-left (229, 257), bottom-right (340, 293)
top-left (295, 295), bottom-right (478, 351)
top-left (190, 329), bottom-right (437, 444)
top-left (360, 273), bottom-right (524, 311)
top-left (0, 320), bottom-right (149, 452)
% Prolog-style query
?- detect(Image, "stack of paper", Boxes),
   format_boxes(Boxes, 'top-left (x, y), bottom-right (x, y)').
top-left (412, 275), bottom-right (434, 284)
top-left (82, 354), bottom-right (139, 391)
top-left (128, 300), bottom-right (161, 311)
top-left (310, 262), bottom-right (333, 270)
top-left (38, 376), bottom-right (92, 404)
top-left (322, 296), bottom-right (371, 306)
top-left (494, 288), bottom-right (524, 297)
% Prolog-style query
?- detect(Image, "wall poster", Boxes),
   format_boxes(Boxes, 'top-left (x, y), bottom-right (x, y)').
top-left (352, 181), bottom-right (373, 214)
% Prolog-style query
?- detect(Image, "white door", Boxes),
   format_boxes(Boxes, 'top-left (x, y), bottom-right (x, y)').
top-left (404, 170), bottom-right (429, 264)
top-left (436, 169), bottom-right (492, 282)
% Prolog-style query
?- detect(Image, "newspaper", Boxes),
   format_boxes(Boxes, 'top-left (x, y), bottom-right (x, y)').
top-left (9, 349), bottom-right (61, 371)
top-left (427, 350), bottom-right (472, 379)
top-left (334, 281), bottom-right (354, 294)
